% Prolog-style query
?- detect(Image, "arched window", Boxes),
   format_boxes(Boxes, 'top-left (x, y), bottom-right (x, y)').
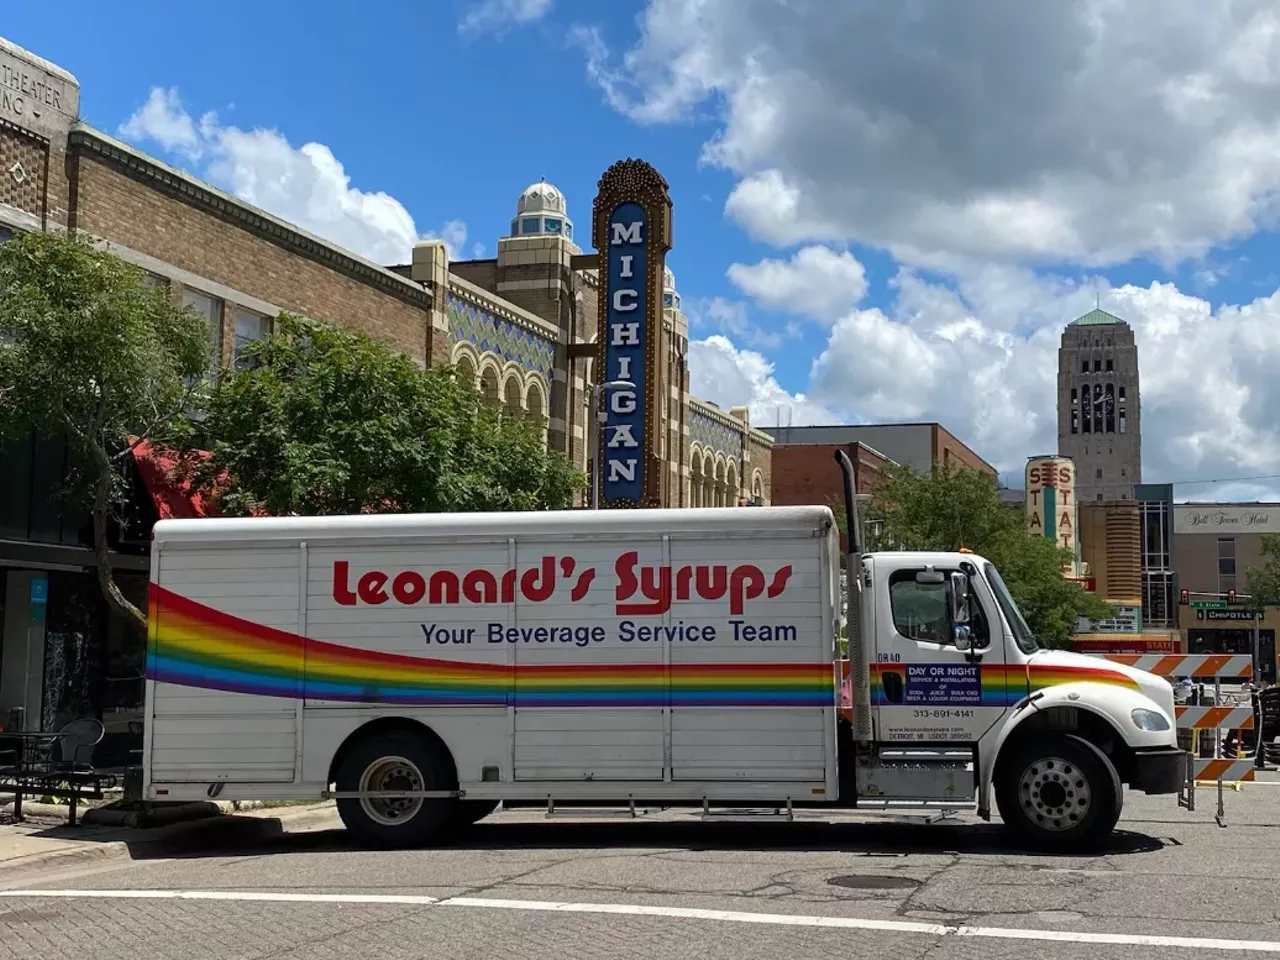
top-left (455, 353), bottom-right (477, 390)
top-left (526, 380), bottom-right (548, 441)
top-left (479, 365), bottom-right (501, 406)
top-left (504, 376), bottom-right (524, 419)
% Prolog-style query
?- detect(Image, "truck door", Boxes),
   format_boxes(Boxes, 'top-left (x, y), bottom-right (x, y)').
top-left (872, 564), bottom-right (1009, 745)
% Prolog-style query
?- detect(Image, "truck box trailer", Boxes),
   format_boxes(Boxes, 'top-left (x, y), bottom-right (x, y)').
top-left (143, 456), bottom-right (1184, 848)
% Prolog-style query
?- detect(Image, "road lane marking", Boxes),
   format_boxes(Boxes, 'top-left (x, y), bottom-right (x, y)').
top-left (2, 889), bottom-right (1278, 952)
top-left (0, 890), bottom-right (439, 906)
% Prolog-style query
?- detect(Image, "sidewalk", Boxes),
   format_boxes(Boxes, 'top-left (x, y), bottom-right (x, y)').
top-left (0, 801), bottom-right (336, 876)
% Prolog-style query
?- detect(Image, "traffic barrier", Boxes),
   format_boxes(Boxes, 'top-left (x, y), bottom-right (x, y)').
top-left (1193, 758), bottom-right (1257, 783)
top-left (1092, 653), bottom-right (1256, 826)
top-left (1176, 705), bottom-right (1255, 730)
top-left (1101, 653), bottom-right (1252, 678)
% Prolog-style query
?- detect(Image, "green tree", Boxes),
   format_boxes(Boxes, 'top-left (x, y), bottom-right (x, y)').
top-left (860, 462), bottom-right (1113, 648)
top-left (0, 231), bottom-right (211, 631)
top-left (180, 313), bottom-right (583, 516)
top-left (1245, 535), bottom-right (1280, 613)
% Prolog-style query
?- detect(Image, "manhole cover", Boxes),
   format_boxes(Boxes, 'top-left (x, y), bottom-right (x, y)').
top-left (827, 875), bottom-right (921, 890)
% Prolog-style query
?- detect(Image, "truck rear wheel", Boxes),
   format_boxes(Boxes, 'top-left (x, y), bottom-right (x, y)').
top-left (335, 732), bottom-right (454, 848)
top-left (995, 733), bottom-right (1122, 850)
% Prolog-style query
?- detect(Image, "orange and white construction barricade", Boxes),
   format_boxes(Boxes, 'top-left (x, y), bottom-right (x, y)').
top-left (1094, 653), bottom-right (1255, 826)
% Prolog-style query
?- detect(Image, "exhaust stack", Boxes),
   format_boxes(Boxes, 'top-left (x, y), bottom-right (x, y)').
top-left (834, 449), bottom-right (872, 745)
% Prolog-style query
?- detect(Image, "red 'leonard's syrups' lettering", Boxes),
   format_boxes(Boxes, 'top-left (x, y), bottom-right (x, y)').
top-left (332, 557), bottom-right (596, 607)
top-left (613, 551), bottom-right (792, 616)
top-left (331, 553), bottom-right (790, 616)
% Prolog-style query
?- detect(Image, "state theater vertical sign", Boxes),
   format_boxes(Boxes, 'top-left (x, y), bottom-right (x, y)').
top-left (593, 159), bottom-right (673, 508)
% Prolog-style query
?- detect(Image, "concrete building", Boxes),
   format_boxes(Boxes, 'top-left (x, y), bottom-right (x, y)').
top-left (762, 423), bottom-right (995, 478)
top-left (1172, 503), bottom-right (1279, 682)
top-left (0, 35), bottom-right (773, 751)
top-left (1057, 308), bottom-right (1142, 502)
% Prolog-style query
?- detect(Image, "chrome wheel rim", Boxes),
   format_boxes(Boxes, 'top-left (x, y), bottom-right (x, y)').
top-left (358, 755), bottom-right (425, 827)
top-left (1018, 756), bottom-right (1091, 832)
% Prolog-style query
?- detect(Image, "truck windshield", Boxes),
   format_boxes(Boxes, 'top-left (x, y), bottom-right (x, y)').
top-left (983, 562), bottom-right (1040, 654)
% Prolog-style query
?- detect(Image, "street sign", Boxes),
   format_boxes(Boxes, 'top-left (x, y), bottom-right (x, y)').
top-left (1191, 600), bottom-right (1226, 610)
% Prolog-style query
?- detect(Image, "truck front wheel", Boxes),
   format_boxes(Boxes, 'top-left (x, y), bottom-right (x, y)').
top-left (335, 732), bottom-right (454, 848)
top-left (995, 733), bottom-right (1122, 850)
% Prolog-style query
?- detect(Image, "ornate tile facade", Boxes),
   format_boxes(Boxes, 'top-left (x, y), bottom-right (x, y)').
top-left (446, 292), bottom-right (556, 381)
top-left (691, 408), bottom-right (745, 460)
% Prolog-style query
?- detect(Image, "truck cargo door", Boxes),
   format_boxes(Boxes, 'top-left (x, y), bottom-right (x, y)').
top-left (148, 545), bottom-right (301, 784)
top-left (667, 536), bottom-right (828, 783)
top-left (512, 539), bottom-right (665, 781)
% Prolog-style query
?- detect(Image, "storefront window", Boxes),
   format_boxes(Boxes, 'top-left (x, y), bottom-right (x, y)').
top-left (39, 571), bottom-right (147, 767)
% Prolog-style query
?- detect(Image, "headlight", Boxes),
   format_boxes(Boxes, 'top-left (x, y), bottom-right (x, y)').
top-left (1131, 708), bottom-right (1171, 732)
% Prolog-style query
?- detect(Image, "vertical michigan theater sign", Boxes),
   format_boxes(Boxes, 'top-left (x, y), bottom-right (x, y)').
top-left (593, 159), bottom-right (673, 508)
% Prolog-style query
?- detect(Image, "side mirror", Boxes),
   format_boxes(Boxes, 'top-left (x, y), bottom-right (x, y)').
top-left (948, 571), bottom-right (971, 626)
top-left (953, 624), bottom-right (973, 652)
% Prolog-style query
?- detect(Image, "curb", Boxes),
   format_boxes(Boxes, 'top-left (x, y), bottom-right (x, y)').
top-left (1, 802), bottom-right (335, 876)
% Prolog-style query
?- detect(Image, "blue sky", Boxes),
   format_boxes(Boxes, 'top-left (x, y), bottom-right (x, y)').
top-left (8, 1), bottom-right (1280, 499)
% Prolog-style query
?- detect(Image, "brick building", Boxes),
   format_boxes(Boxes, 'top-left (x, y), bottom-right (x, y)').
top-left (762, 423), bottom-right (995, 478)
top-left (0, 36), bottom-right (773, 751)
top-left (763, 422), bottom-right (994, 533)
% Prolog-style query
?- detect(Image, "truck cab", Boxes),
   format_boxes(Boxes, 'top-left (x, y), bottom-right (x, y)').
top-left (834, 455), bottom-right (1183, 847)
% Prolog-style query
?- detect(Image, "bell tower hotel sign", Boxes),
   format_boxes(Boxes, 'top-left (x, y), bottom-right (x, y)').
top-left (0, 38), bottom-right (80, 145)
top-left (593, 159), bottom-right (673, 508)
top-left (1174, 505), bottom-right (1280, 536)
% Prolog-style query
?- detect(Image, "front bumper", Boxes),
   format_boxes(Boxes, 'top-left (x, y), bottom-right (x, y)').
top-left (1130, 746), bottom-right (1187, 795)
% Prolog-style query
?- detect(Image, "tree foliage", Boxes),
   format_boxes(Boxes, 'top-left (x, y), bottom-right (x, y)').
top-left (179, 313), bottom-right (583, 516)
top-left (1245, 535), bottom-right (1280, 613)
top-left (861, 462), bottom-right (1114, 648)
top-left (0, 231), bottom-right (212, 631)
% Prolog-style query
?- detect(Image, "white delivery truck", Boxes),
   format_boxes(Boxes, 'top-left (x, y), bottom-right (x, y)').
top-left (142, 452), bottom-right (1184, 849)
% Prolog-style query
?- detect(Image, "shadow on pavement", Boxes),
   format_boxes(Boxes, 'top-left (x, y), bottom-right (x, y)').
top-left (92, 814), bottom-right (1168, 862)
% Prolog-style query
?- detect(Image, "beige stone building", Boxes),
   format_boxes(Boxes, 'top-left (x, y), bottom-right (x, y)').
top-left (406, 179), bottom-right (775, 508)
top-left (0, 35), bottom-right (774, 753)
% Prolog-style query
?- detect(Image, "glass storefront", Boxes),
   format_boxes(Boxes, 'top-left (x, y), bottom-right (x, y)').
top-left (39, 571), bottom-right (147, 768)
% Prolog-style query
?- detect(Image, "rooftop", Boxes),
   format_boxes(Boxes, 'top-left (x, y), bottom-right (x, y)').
top-left (1070, 308), bottom-right (1127, 327)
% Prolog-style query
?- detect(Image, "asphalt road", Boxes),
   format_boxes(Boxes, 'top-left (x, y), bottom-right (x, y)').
top-left (3, 782), bottom-right (1280, 959)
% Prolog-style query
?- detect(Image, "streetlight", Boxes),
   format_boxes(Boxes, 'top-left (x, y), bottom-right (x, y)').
top-left (589, 380), bottom-right (632, 510)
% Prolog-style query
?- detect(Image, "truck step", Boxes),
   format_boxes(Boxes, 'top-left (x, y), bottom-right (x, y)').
top-left (857, 799), bottom-right (977, 811)
top-left (877, 748), bottom-right (974, 762)
top-left (857, 749), bottom-right (976, 803)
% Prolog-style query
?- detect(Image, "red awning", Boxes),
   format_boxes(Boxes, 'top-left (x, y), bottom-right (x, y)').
top-left (129, 436), bottom-right (219, 520)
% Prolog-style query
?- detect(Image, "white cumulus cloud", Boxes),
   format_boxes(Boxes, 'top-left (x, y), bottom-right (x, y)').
top-left (727, 246), bottom-right (868, 322)
top-left (460, 0), bottom-right (553, 37)
top-left (579, 0), bottom-right (1280, 268)
top-left (118, 87), bottom-right (458, 266)
top-left (695, 252), bottom-right (1280, 498)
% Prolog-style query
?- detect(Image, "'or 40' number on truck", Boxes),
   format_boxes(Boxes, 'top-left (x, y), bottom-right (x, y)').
top-left (912, 709), bottom-right (976, 720)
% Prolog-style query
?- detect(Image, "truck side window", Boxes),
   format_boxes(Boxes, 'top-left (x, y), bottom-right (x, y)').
top-left (888, 572), bottom-right (950, 645)
top-left (888, 569), bottom-right (990, 647)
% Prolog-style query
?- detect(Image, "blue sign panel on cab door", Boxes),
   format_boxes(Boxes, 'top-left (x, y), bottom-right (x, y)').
top-left (602, 201), bottom-right (648, 505)
top-left (29, 576), bottom-right (48, 606)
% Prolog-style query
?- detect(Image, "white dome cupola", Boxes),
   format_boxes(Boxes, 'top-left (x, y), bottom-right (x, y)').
top-left (510, 179), bottom-right (573, 240)
top-left (663, 265), bottom-right (681, 310)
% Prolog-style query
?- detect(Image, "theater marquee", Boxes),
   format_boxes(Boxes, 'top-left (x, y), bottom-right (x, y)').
top-left (592, 159), bottom-right (673, 508)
